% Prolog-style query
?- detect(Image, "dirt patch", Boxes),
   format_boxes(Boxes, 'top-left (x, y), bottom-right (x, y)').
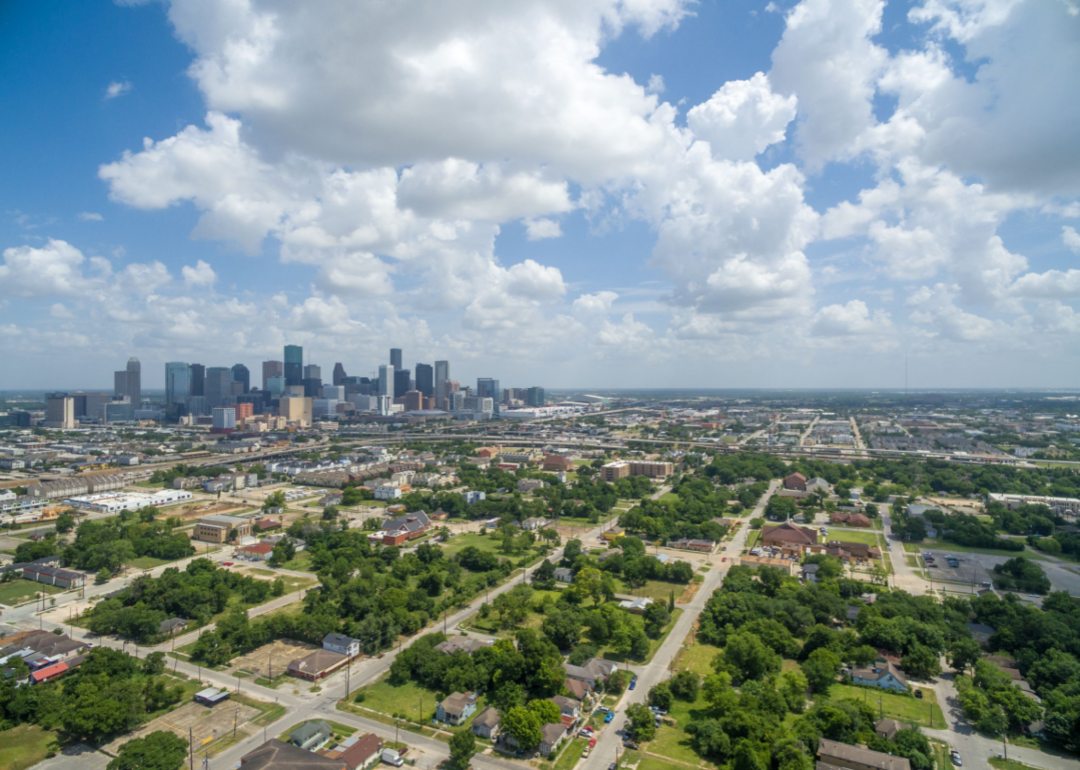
top-left (677, 582), bottom-right (703, 604)
top-left (231, 638), bottom-right (318, 678)
top-left (101, 699), bottom-right (260, 755)
top-left (171, 501), bottom-right (252, 522)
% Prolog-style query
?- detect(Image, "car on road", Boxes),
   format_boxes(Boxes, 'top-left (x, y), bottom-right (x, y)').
top-left (629, 677), bottom-right (637, 690)
top-left (605, 711), bottom-right (615, 723)
top-left (1029, 594), bottom-right (1041, 598)
top-left (722, 557), bottom-right (727, 562)
top-left (950, 751), bottom-right (962, 766)
top-left (222, 562), bottom-right (234, 566)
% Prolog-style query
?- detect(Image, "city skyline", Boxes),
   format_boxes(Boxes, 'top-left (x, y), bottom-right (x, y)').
top-left (0, 1), bottom-right (1077, 390)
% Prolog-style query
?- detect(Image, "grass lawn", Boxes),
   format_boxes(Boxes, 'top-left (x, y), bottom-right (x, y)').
top-left (281, 552), bottom-right (315, 572)
top-left (989, 759), bottom-right (1040, 770)
top-left (611, 578), bottom-right (685, 603)
top-left (829, 530), bottom-right (881, 546)
top-left (0, 725), bottom-right (61, 770)
top-left (902, 539), bottom-right (1031, 559)
top-left (440, 532), bottom-right (506, 558)
top-left (648, 724), bottom-right (710, 768)
top-left (551, 737), bottom-right (588, 770)
top-left (130, 555), bottom-right (174, 569)
top-left (659, 493), bottom-right (680, 506)
top-left (0, 579), bottom-right (63, 606)
top-left (354, 677), bottom-right (442, 724)
top-left (677, 641), bottom-right (721, 677)
top-left (930, 740), bottom-right (953, 770)
top-left (829, 684), bottom-right (945, 728)
top-left (745, 531), bottom-right (761, 549)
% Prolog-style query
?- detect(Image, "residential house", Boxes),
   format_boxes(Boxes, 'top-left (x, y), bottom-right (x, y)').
top-left (563, 658), bottom-right (619, 689)
top-left (851, 660), bottom-right (907, 692)
top-left (289, 721), bottom-right (333, 751)
top-left (435, 638), bottom-right (492, 656)
top-left (554, 567), bottom-right (574, 583)
top-left (373, 486), bottom-right (402, 501)
top-left (965, 623), bottom-right (996, 645)
top-left (379, 510), bottom-right (431, 545)
top-left (465, 491), bottom-right (486, 504)
top-left (287, 649), bottom-right (348, 681)
top-left (806, 477), bottom-right (832, 494)
top-left (563, 678), bottom-right (591, 701)
top-left (158, 618), bottom-right (188, 636)
top-left (619, 597), bottom-right (654, 614)
top-left (601, 527), bottom-right (624, 542)
top-left (597, 547), bottom-right (623, 563)
top-left (518, 480), bottom-right (545, 494)
top-left (471, 707), bottom-right (501, 739)
top-left (550, 696), bottom-right (581, 720)
top-left (240, 740), bottom-right (346, 770)
top-left (337, 734), bottom-right (383, 770)
top-left (539, 723), bottom-right (567, 757)
top-left (436, 692), bottom-right (478, 725)
top-left (30, 661), bottom-right (69, 684)
top-left (520, 515), bottom-right (547, 529)
top-left (801, 563), bottom-right (820, 583)
top-left (817, 738), bottom-right (911, 770)
top-left (323, 633), bottom-right (361, 658)
top-left (256, 517), bottom-right (282, 532)
top-left (874, 719), bottom-right (910, 740)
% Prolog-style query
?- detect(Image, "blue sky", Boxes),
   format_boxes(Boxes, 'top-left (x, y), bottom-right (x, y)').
top-left (1, 0), bottom-right (1078, 390)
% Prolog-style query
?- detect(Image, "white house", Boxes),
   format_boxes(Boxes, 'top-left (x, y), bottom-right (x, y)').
top-left (323, 633), bottom-right (361, 658)
top-left (465, 491), bottom-right (486, 504)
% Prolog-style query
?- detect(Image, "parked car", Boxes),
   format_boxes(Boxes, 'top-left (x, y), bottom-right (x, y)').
top-left (222, 562), bottom-right (234, 566)
top-left (579, 730), bottom-right (592, 738)
top-left (589, 739), bottom-right (596, 747)
top-left (629, 678), bottom-right (637, 690)
top-left (722, 557), bottom-right (727, 562)
top-left (623, 741), bottom-right (638, 750)
top-left (950, 751), bottom-right (962, 766)
top-left (915, 689), bottom-right (924, 699)
top-left (582, 749), bottom-right (590, 759)
top-left (605, 712), bottom-right (615, 723)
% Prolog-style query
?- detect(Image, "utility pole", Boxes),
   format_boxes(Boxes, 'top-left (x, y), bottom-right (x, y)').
top-left (189, 727), bottom-right (194, 770)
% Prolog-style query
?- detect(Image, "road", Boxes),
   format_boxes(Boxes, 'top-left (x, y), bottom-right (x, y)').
top-left (578, 478), bottom-right (779, 770)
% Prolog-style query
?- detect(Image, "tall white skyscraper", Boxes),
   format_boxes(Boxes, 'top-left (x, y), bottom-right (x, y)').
top-left (378, 364), bottom-right (393, 398)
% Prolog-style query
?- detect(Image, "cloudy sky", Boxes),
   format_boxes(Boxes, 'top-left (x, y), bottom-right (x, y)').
top-left (1, 0), bottom-right (1078, 390)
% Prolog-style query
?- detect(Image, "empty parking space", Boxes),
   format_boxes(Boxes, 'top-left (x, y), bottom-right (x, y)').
top-left (102, 699), bottom-right (261, 755)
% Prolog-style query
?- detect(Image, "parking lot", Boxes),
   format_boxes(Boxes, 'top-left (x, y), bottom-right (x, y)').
top-left (921, 550), bottom-right (994, 587)
top-left (32, 744), bottom-right (111, 770)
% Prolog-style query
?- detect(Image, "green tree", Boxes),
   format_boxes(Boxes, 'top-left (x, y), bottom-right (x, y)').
top-left (55, 512), bottom-right (76, 533)
top-left (626, 703), bottom-right (656, 741)
top-left (723, 632), bottom-right (781, 683)
top-left (801, 648), bottom-right (842, 694)
top-left (532, 559), bottom-right (556, 589)
top-left (448, 728), bottom-right (476, 770)
top-left (669, 670), bottom-right (700, 701)
top-left (107, 730), bottom-right (187, 770)
top-left (648, 682), bottom-right (673, 710)
top-left (502, 707), bottom-right (542, 750)
top-left (96, 567), bottom-right (112, 585)
top-left (271, 577), bottom-right (286, 597)
top-left (901, 644), bottom-right (942, 680)
top-left (142, 652), bottom-right (166, 676)
top-left (527, 698), bottom-right (561, 725)
top-left (643, 602), bottom-right (671, 638)
top-left (262, 490), bottom-right (286, 512)
top-left (733, 740), bottom-right (766, 770)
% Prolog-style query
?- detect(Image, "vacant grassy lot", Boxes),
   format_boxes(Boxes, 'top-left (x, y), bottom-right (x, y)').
top-left (355, 677), bottom-right (440, 724)
top-left (279, 720), bottom-right (358, 742)
top-left (280, 552), bottom-right (315, 572)
top-left (130, 555), bottom-right (174, 569)
top-left (677, 640), bottom-right (721, 677)
top-left (611, 578), bottom-right (685, 602)
top-left (828, 530), bottom-right (880, 546)
top-left (549, 737), bottom-right (587, 770)
top-left (0, 725), bottom-right (61, 770)
top-left (440, 532), bottom-right (507, 558)
top-left (0, 579), bottom-right (63, 606)
top-left (830, 684), bottom-right (945, 728)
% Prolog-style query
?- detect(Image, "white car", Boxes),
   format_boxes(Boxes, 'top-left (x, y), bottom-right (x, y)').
top-left (950, 751), bottom-right (962, 766)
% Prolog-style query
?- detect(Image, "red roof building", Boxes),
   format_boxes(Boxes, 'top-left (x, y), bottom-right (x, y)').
top-left (783, 473), bottom-right (808, 491)
top-left (237, 542), bottom-right (274, 560)
top-left (31, 661), bottom-right (68, 684)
